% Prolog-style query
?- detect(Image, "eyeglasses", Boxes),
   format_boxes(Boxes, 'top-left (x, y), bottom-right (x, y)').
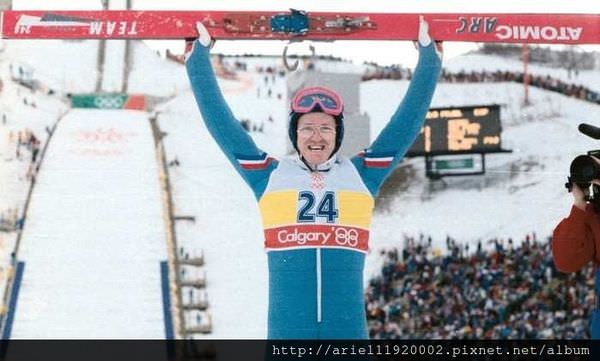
top-left (291, 87), bottom-right (343, 116)
top-left (297, 125), bottom-right (336, 137)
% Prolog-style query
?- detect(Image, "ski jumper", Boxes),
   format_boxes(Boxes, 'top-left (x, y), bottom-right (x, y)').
top-left (186, 41), bottom-right (441, 339)
top-left (553, 205), bottom-right (600, 339)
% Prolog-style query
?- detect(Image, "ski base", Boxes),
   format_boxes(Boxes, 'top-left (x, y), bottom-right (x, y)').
top-left (1, 10), bottom-right (598, 44)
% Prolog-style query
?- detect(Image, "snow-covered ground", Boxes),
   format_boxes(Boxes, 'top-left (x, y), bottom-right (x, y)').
top-left (3, 40), bottom-right (188, 97)
top-left (11, 109), bottom-right (168, 338)
top-left (1, 38), bottom-right (599, 338)
top-left (0, 46), bottom-right (68, 313)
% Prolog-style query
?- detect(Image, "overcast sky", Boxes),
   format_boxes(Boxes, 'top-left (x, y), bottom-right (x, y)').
top-left (10, 0), bottom-right (600, 65)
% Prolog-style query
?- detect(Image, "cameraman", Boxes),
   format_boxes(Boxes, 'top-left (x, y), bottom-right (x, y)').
top-left (552, 174), bottom-right (600, 339)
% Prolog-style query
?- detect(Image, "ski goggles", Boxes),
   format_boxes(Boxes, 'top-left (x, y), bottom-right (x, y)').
top-left (291, 87), bottom-right (344, 116)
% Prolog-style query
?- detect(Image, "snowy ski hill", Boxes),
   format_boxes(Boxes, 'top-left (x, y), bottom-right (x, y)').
top-left (9, 109), bottom-right (168, 338)
top-left (3, 40), bottom-right (189, 97)
top-left (1, 39), bottom-right (598, 338)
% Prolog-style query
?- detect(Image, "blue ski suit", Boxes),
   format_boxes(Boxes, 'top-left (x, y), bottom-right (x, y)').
top-left (186, 41), bottom-right (441, 339)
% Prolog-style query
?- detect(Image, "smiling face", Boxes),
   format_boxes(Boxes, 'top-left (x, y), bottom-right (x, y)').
top-left (296, 112), bottom-right (337, 167)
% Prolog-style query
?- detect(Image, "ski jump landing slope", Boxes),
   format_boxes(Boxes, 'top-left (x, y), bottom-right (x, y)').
top-left (10, 109), bottom-right (168, 338)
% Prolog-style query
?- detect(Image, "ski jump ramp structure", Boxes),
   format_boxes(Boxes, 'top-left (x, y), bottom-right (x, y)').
top-left (5, 109), bottom-right (171, 338)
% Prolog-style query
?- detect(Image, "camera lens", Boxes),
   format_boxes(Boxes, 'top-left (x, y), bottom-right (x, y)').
top-left (570, 155), bottom-right (600, 184)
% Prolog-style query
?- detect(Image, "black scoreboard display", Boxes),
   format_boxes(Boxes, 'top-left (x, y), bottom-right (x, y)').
top-left (407, 105), bottom-right (502, 156)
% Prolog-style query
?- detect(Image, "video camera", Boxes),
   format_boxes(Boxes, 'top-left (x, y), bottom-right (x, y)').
top-left (567, 124), bottom-right (600, 202)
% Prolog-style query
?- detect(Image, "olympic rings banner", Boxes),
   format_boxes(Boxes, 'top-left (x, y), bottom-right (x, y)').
top-left (70, 93), bottom-right (146, 110)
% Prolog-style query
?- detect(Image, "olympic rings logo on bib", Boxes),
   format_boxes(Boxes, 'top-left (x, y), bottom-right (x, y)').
top-left (334, 227), bottom-right (359, 247)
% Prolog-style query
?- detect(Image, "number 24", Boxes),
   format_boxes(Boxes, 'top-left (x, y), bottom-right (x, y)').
top-left (297, 191), bottom-right (339, 223)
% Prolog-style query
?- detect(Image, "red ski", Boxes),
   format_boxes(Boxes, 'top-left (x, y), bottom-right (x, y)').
top-left (1, 10), bottom-right (598, 44)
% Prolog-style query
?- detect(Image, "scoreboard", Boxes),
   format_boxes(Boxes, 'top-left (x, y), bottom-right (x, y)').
top-left (407, 105), bottom-right (503, 156)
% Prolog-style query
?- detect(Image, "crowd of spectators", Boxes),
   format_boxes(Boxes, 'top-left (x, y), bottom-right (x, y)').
top-left (1, 127), bottom-right (42, 233)
top-left (9, 63), bottom-right (56, 97)
top-left (0, 63), bottom-right (51, 235)
top-left (0, 208), bottom-right (23, 233)
top-left (362, 66), bottom-right (600, 104)
top-left (366, 233), bottom-right (594, 339)
top-left (362, 64), bottom-right (413, 82)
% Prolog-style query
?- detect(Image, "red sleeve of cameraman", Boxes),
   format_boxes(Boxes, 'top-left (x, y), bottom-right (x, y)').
top-left (552, 204), bottom-right (598, 273)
